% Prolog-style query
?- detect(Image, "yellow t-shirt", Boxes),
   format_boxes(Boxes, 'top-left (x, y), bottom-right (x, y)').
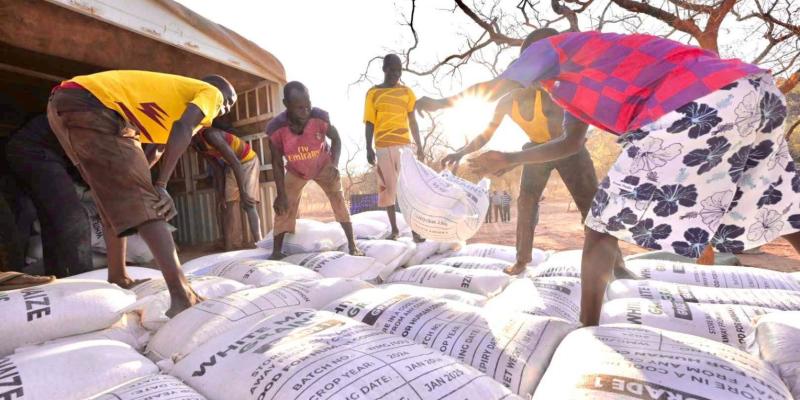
top-left (71, 70), bottom-right (224, 144)
top-left (363, 85), bottom-right (416, 148)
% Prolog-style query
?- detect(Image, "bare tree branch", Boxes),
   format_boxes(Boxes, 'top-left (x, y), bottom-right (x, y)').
top-left (454, 0), bottom-right (523, 45)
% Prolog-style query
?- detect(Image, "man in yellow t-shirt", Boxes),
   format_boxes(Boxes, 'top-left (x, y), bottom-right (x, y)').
top-left (47, 70), bottom-right (237, 317)
top-left (364, 54), bottom-right (424, 241)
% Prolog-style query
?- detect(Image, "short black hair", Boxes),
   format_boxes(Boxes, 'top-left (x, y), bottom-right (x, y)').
top-left (283, 81), bottom-right (308, 99)
top-left (383, 54), bottom-right (402, 68)
top-left (521, 28), bottom-right (559, 51)
top-left (201, 75), bottom-right (235, 96)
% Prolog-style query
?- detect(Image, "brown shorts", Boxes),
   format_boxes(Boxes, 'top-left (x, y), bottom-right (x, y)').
top-left (375, 145), bottom-right (404, 207)
top-left (47, 88), bottom-right (161, 237)
top-left (274, 163), bottom-right (350, 235)
top-left (224, 158), bottom-right (261, 202)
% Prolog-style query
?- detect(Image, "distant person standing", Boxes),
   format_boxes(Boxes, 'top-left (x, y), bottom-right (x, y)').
top-left (192, 127), bottom-right (262, 250)
top-left (364, 54), bottom-right (425, 242)
top-left (502, 190), bottom-right (512, 222)
top-left (492, 191), bottom-right (504, 223)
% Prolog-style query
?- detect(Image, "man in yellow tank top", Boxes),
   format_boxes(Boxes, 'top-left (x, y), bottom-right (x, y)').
top-left (442, 30), bottom-right (598, 275)
top-left (364, 54), bottom-right (425, 241)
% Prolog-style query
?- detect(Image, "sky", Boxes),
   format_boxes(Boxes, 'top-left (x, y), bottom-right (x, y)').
top-left (176, 0), bottom-right (528, 170)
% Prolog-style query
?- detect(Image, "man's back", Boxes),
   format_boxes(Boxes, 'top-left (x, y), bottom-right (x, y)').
top-left (70, 70), bottom-right (224, 144)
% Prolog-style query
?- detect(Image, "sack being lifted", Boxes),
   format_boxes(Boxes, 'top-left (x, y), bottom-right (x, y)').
top-left (397, 149), bottom-right (490, 242)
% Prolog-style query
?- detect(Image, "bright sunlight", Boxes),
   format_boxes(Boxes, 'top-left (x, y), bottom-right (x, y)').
top-left (439, 95), bottom-right (497, 147)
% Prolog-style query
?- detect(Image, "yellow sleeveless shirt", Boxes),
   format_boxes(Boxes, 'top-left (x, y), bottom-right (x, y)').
top-left (509, 90), bottom-right (552, 144)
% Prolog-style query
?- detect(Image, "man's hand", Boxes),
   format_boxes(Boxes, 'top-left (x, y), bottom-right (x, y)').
top-left (273, 193), bottom-right (289, 216)
top-left (366, 147), bottom-right (376, 166)
top-left (153, 186), bottom-right (178, 220)
top-left (415, 97), bottom-right (444, 116)
top-left (416, 147), bottom-right (425, 162)
top-left (216, 197), bottom-right (227, 212)
top-left (467, 151), bottom-right (514, 176)
top-left (441, 152), bottom-right (464, 168)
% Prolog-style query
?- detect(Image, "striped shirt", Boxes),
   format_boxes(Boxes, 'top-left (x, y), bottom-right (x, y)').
top-left (195, 129), bottom-right (256, 164)
top-left (364, 85), bottom-right (416, 147)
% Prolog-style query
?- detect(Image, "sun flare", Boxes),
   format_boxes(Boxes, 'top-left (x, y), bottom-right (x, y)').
top-left (440, 96), bottom-right (496, 146)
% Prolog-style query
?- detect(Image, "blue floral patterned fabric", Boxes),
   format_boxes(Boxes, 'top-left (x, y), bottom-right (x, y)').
top-left (585, 73), bottom-right (800, 257)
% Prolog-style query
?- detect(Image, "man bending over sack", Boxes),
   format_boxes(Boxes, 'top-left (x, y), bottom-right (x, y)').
top-left (192, 126), bottom-right (263, 250)
top-left (363, 54), bottom-right (425, 242)
top-left (418, 30), bottom-right (800, 326)
top-left (442, 29), bottom-right (598, 276)
top-left (267, 81), bottom-right (362, 259)
top-left (48, 70), bottom-right (237, 316)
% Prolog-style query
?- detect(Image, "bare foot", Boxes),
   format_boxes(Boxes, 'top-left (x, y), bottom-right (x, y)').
top-left (388, 230), bottom-right (400, 240)
top-left (269, 252), bottom-right (288, 260)
top-left (109, 276), bottom-right (151, 289)
top-left (503, 262), bottom-right (527, 276)
top-left (412, 232), bottom-right (426, 243)
top-left (349, 247), bottom-right (365, 257)
top-left (165, 286), bottom-right (204, 318)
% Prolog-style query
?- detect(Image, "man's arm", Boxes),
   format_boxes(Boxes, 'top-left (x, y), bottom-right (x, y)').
top-left (507, 117), bottom-right (588, 164)
top-left (441, 97), bottom-right (511, 167)
top-left (365, 122), bottom-right (376, 165)
top-left (467, 116), bottom-right (589, 176)
top-left (269, 140), bottom-right (288, 215)
top-left (407, 112), bottom-right (424, 161)
top-left (143, 144), bottom-right (166, 168)
top-left (204, 128), bottom-right (256, 206)
top-left (416, 79), bottom-right (522, 114)
top-left (326, 124), bottom-right (342, 167)
top-left (152, 104), bottom-right (205, 219)
top-left (418, 38), bottom-right (559, 115)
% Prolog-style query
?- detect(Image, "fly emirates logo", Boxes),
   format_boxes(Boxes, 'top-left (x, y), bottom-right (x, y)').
top-left (287, 145), bottom-right (321, 162)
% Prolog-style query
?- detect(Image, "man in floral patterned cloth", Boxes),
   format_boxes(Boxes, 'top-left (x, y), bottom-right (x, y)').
top-left (417, 30), bottom-right (800, 326)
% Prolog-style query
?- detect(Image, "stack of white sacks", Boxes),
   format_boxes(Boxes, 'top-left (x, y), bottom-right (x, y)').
top-left (2, 212), bottom-right (799, 399)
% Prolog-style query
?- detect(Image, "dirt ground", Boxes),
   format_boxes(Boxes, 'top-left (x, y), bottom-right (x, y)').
top-left (179, 198), bottom-right (800, 273)
top-left (473, 199), bottom-right (800, 273)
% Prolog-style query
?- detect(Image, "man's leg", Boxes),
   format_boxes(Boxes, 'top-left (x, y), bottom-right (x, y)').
top-left (102, 218), bottom-right (131, 286)
top-left (507, 161), bottom-right (551, 275)
top-left (240, 159), bottom-right (263, 244)
top-left (316, 165), bottom-right (362, 256)
top-left (0, 195), bottom-right (18, 272)
top-left (22, 159), bottom-right (93, 277)
top-left (223, 200), bottom-right (243, 250)
top-left (270, 171), bottom-right (306, 260)
top-left (581, 227), bottom-right (622, 326)
top-left (137, 220), bottom-right (198, 317)
top-left (386, 205), bottom-right (399, 240)
top-left (376, 146), bottom-right (401, 239)
top-left (244, 205), bottom-right (262, 245)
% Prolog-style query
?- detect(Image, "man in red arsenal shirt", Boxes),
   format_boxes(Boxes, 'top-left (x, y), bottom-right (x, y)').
top-left (267, 81), bottom-right (362, 260)
top-left (418, 30), bottom-right (800, 326)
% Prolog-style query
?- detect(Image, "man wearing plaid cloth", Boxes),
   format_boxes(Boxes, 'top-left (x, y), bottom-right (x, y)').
top-left (418, 30), bottom-right (800, 326)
